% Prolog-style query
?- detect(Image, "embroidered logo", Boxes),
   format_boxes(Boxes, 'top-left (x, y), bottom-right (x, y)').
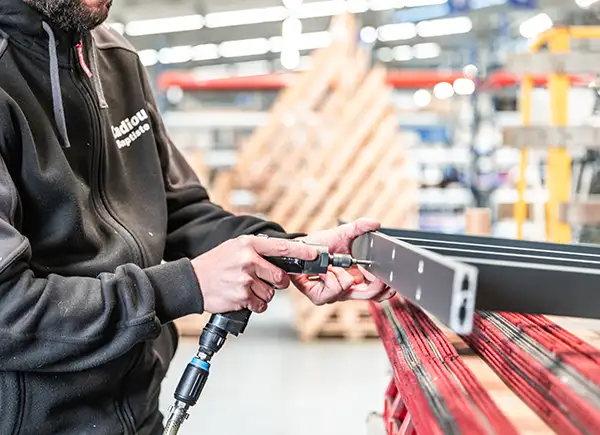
top-left (111, 109), bottom-right (151, 149)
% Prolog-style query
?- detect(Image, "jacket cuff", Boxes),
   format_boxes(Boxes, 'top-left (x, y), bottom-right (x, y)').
top-left (146, 258), bottom-right (203, 324)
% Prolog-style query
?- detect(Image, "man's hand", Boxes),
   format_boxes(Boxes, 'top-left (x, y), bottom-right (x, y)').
top-left (292, 218), bottom-right (394, 305)
top-left (192, 235), bottom-right (317, 314)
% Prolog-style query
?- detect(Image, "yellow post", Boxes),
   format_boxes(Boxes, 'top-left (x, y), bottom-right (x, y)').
top-left (515, 77), bottom-right (532, 240)
top-left (546, 27), bottom-right (572, 243)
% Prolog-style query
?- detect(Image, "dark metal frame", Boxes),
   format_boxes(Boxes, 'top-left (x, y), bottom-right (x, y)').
top-left (378, 228), bottom-right (600, 322)
top-left (352, 232), bottom-right (479, 335)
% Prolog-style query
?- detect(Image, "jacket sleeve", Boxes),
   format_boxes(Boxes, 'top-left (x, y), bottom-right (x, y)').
top-left (0, 94), bottom-right (202, 373)
top-left (136, 60), bottom-right (303, 261)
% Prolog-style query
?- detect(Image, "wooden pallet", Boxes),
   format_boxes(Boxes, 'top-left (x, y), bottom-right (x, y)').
top-left (290, 290), bottom-right (378, 341)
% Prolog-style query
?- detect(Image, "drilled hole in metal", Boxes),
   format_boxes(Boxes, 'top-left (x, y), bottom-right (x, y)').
top-left (370, 238), bottom-right (374, 248)
top-left (415, 287), bottom-right (422, 301)
top-left (389, 271), bottom-right (394, 282)
top-left (392, 248), bottom-right (396, 260)
top-left (418, 260), bottom-right (424, 274)
top-left (458, 298), bottom-right (468, 325)
top-left (461, 276), bottom-right (470, 292)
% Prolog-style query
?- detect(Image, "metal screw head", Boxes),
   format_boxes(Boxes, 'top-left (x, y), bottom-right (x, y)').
top-left (418, 260), bottom-right (424, 274)
top-left (416, 287), bottom-right (422, 301)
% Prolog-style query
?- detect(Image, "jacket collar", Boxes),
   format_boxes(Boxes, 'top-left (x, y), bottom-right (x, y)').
top-left (0, 0), bottom-right (84, 65)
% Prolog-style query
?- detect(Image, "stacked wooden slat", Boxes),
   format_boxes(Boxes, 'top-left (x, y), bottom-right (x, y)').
top-left (203, 14), bottom-right (417, 341)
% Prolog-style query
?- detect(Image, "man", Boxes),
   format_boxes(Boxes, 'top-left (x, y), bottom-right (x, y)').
top-left (0, 0), bottom-right (393, 434)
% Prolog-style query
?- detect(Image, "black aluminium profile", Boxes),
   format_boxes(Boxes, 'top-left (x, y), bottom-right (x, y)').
top-left (352, 232), bottom-right (479, 334)
top-left (378, 228), bottom-right (600, 321)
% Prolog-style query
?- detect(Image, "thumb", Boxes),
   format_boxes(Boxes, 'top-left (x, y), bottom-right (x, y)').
top-left (341, 218), bottom-right (381, 239)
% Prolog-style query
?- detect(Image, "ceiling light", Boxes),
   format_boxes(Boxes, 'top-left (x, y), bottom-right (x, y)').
top-left (414, 89), bottom-right (432, 108)
top-left (281, 49), bottom-right (301, 69)
top-left (433, 82), bottom-right (454, 99)
top-left (283, 0), bottom-right (303, 8)
top-left (137, 49), bottom-right (158, 66)
top-left (576, 0), bottom-right (599, 8)
top-left (393, 45), bottom-right (413, 61)
top-left (158, 46), bottom-right (193, 64)
top-left (519, 13), bottom-right (553, 39)
top-left (370, 0), bottom-right (401, 11)
top-left (413, 42), bottom-right (441, 59)
top-left (347, 0), bottom-right (370, 12)
top-left (219, 38), bottom-right (270, 58)
top-left (453, 78), bottom-right (476, 95)
top-left (360, 26), bottom-right (378, 44)
top-left (191, 44), bottom-right (220, 61)
top-left (282, 17), bottom-right (302, 39)
top-left (125, 15), bottom-right (204, 36)
top-left (376, 47), bottom-right (394, 62)
top-left (416, 16), bottom-right (472, 37)
top-left (295, 1), bottom-right (347, 18)
top-left (205, 6), bottom-right (288, 28)
top-left (299, 31), bottom-right (332, 50)
top-left (404, 0), bottom-right (448, 6)
top-left (377, 22), bottom-right (417, 41)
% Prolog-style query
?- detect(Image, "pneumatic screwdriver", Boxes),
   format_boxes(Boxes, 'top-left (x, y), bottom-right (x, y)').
top-left (162, 242), bottom-right (372, 435)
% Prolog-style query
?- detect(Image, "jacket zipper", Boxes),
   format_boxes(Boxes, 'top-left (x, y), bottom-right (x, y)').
top-left (73, 40), bottom-right (141, 435)
top-left (74, 40), bottom-right (148, 269)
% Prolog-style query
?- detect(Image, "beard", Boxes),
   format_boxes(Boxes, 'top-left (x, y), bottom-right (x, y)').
top-left (24, 0), bottom-right (112, 33)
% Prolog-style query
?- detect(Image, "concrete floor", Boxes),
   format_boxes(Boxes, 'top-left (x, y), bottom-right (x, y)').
top-left (159, 294), bottom-right (390, 435)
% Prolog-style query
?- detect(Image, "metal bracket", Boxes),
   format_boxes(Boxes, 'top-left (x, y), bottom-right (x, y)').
top-left (503, 125), bottom-right (600, 149)
top-left (352, 232), bottom-right (478, 335)
top-left (505, 51), bottom-right (600, 75)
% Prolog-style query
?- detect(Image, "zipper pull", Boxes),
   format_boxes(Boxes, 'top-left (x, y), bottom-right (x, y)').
top-left (76, 40), bottom-right (93, 78)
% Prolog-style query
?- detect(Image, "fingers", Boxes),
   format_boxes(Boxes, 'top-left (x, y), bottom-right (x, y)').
top-left (250, 278), bottom-right (275, 304)
top-left (245, 236), bottom-right (317, 260)
top-left (254, 257), bottom-right (291, 289)
top-left (246, 292), bottom-right (268, 313)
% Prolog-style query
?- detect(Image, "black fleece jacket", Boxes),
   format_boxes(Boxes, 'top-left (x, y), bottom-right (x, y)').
top-left (0, 1), bottom-right (295, 434)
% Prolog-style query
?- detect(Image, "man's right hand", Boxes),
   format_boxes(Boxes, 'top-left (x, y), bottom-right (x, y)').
top-left (191, 235), bottom-right (318, 314)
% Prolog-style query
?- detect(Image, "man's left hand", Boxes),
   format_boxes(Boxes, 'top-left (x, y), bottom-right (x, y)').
top-left (291, 218), bottom-right (395, 306)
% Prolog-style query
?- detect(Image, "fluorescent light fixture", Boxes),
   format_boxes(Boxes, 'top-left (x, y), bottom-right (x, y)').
top-left (377, 22), bottom-right (417, 41)
top-left (393, 45), bottom-right (413, 61)
top-left (360, 26), bottom-right (378, 44)
top-left (137, 49), bottom-right (158, 66)
top-left (158, 46), bottom-right (193, 64)
top-left (576, 0), bottom-right (599, 8)
top-left (281, 49), bottom-right (301, 69)
top-left (417, 16), bottom-right (472, 37)
top-left (370, 0), bottom-right (401, 11)
top-left (453, 78), bottom-right (476, 95)
top-left (270, 31), bottom-right (332, 53)
top-left (404, 0), bottom-right (448, 6)
top-left (433, 81), bottom-right (454, 99)
top-left (295, 1), bottom-right (347, 18)
top-left (235, 60), bottom-right (272, 77)
top-left (347, 0), bottom-right (370, 13)
top-left (376, 47), bottom-right (394, 62)
top-left (125, 15), bottom-right (204, 36)
top-left (283, 0), bottom-right (303, 8)
top-left (205, 6), bottom-right (288, 28)
top-left (413, 42), bottom-right (441, 59)
top-left (519, 13), bottom-right (553, 39)
top-left (219, 38), bottom-right (270, 58)
top-left (191, 44), bottom-right (220, 61)
top-left (414, 89), bottom-right (432, 107)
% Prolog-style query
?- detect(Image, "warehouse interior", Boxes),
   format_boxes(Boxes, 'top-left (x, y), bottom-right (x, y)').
top-left (101, 0), bottom-right (600, 434)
